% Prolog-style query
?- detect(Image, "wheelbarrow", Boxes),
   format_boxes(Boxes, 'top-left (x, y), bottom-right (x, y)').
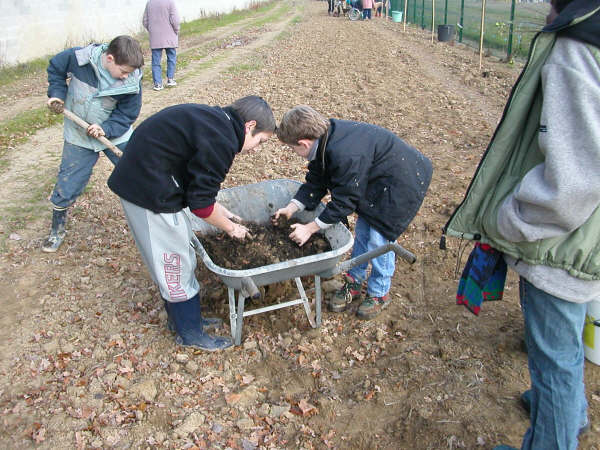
top-left (188, 179), bottom-right (416, 345)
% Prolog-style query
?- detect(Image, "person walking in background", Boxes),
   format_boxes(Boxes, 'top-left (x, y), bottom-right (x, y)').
top-left (143, 0), bottom-right (180, 91)
top-left (327, 0), bottom-right (335, 15)
top-left (444, 0), bottom-right (600, 448)
top-left (43, 35), bottom-right (143, 253)
top-left (361, 0), bottom-right (373, 19)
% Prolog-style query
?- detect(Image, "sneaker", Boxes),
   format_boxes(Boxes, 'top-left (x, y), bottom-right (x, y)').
top-left (166, 79), bottom-right (177, 87)
top-left (41, 231), bottom-right (65, 253)
top-left (356, 294), bottom-right (391, 320)
top-left (329, 273), bottom-right (364, 312)
top-left (520, 390), bottom-right (590, 436)
top-left (153, 83), bottom-right (164, 91)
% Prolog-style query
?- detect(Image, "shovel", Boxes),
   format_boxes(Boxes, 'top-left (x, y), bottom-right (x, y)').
top-left (61, 108), bottom-right (123, 159)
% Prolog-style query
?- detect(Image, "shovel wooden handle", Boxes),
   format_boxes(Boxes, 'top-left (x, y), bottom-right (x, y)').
top-left (62, 109), bottom-right (122, 157)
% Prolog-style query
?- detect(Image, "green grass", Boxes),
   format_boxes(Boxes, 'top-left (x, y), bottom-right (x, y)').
top-left (0, 107), bottom-right (63, 159)
top-left (401, 0), bottom-right (549, 60)
top-left (179, 1), bottom-right (279, 35)
top-left (0, 57), bottom-right (49, 88)
top-left (226, 61), bottom-right (263, 74)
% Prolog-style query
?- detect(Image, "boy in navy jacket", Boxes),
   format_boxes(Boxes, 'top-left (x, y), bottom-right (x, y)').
top-left (108, 96), bottom-right (276, 351)
top-left (43, 35), bottom-right (143, 252)
top-left (274, 105), bottom-right (432, 320)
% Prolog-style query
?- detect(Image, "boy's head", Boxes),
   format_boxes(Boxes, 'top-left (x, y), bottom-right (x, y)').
top-left (229, 95), bottom-right (276, 152)
top-left (104, 35), bottom-right (144, 80)
top-left (276, 105), bottom-right (329, 146)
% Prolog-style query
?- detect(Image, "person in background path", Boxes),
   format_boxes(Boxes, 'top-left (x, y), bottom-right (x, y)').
top-left (108, 96), bottom-right (276, 351)
top-left (274, 106), bottom-right (432, 321)
top-left (361, 0), bottom-right (373, 19)
top-left (43, 35), bottom-right (143, 253)
top-left (143, 0), bottom-right (180, 91)
top-left (327, 0), bottom-right (335, 15)
top-left (444, 0), bottom-right (600, 448)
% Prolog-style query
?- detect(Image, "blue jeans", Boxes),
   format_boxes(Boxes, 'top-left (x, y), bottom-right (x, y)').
top-left (363, 8), bottom-right (372, 19)
top-left (348, 216), bottom-right (395, 297)
top-left (151, 48), bottom-right (177, 85)
top-left (50, 141), bottom-right (125, 208)
top-left (519, 277), bottom-right (588, 450)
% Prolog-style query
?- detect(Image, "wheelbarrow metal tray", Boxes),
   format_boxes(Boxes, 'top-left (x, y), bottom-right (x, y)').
top-left (188, 179), bottom-right (354, 289)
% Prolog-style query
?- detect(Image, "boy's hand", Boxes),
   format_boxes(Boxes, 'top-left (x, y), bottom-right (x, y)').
top-left (272, 203), bottom-right (299, 225)
top-left (87, 124), bottom-right (105, 139)
top-left (289, 222), bottom-right (320, 247)
top-left (228, 223), bottom-right (253, 240)
top-left (47, 98), bottom-right (64, 114)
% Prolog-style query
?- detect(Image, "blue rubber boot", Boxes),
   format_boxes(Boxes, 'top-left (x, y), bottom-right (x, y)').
top-left (169, 295), bottom-right (232, 351)
top-left (163, 299), bottom-right (223, 333)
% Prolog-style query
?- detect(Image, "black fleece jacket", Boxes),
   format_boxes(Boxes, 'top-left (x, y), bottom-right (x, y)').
top-left (294, 119), bottom-right (432, 241)
top-left (108, 104), bottom-right (245, 213)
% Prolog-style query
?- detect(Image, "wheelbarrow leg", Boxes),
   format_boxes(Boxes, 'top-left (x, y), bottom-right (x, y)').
top-left (295, 277), bottom-right (317, 328)
top-left (235, 291), bottom-right (246, 345)
top-left (227, 287), bottom-right (237, 340)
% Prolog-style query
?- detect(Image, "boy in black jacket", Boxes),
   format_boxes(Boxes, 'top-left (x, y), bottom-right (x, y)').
top-left (108, 96), bottom-right (276, 351)
top-left (274, 105), bottom-right (432, 320)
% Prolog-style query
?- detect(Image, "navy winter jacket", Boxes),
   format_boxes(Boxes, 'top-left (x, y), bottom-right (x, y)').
top-left (108, 104), bottom-right (246, 213)
top-left (295, 119), bottom-right (432, 241)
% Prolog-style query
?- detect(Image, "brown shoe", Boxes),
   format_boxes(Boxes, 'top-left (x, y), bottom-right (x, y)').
top-left (328, 273), bottom-right (364, 312)
top-left (356, 295), bottom-right (391, 320)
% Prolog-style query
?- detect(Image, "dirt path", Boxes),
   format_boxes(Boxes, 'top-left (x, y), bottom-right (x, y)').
top-left (0, 1), bottom-right (598, 449)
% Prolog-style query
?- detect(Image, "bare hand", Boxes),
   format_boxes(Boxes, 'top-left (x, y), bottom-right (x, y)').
top-left (228, 223), bottom-right (253, 240)
top-left (87, 124), bottom-right (105, 138)
top-left (47, 98), bottom-right (64, 114)
top-left (289, 223), bottom-right (314, 247)
top-left (272, 203), bottom-right (298, 225)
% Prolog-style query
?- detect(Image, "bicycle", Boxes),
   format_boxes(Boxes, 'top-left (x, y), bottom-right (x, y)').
top-left (333, 0), bottom-right (362, 21)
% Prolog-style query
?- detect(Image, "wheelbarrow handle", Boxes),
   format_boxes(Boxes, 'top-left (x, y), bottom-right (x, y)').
top-left (318, 242), bottom-right (416, 278)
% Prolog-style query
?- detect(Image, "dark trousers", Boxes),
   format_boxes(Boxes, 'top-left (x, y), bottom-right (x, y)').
top-left (328, 0), bottom-right (335, 13)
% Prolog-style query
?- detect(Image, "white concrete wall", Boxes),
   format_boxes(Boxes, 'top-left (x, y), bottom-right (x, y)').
top-left (0, 0), bottom-right (269, 66)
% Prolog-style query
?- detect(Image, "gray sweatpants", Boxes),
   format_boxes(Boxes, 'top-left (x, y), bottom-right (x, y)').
top-left (120, 198), bottom-right (200, 303)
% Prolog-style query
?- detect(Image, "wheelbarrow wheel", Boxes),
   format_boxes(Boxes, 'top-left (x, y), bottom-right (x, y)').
top-left (348, 8), bottom-right (361, 21)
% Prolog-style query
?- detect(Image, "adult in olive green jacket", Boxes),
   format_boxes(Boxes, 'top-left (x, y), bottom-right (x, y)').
top-left (444, 0), bottom-right (600, 448)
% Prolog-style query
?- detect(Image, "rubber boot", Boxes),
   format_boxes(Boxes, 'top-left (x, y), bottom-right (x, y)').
top-left (42, 207), bottom-right (67, 253)
top-left (163, 299), bottom-right (222, 333)
top-left (169, 295), bottom-right (232, 351)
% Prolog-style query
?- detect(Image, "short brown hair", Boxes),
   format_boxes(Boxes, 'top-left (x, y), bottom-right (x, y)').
top-left (107, 35), bottom-right (144, 68)
top-left (276, 105), bottom-right (329, 145)
top-left (229, 95), bottom-right (276, 134)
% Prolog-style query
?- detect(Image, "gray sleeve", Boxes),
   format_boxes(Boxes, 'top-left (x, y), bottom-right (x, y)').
top-left (497, 38), bottom-right (600, 242)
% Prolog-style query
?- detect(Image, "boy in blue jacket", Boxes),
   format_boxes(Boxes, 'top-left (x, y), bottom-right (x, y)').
top-left (274, 105), bottom-right (432, 320)
top-left (43, 35), bottom-right (144, 253)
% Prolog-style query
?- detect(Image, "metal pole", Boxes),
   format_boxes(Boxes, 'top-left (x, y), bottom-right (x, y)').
top-left (413, 0), bottom-right (417, 24)
top-left (507, 0), bottom-right (516, 61)
top-left (404, 0), bottom-right (408, 30)
top-left (479, 0), bottom-right (486, 70)
top-left (444, 0), bottom-right (448, 24)
top-left (432, 0), bottom-right (435, 43)
top-left (421, 0), bottom-right (425, 29)
top-left (459, 0), bottom-right (465, 43)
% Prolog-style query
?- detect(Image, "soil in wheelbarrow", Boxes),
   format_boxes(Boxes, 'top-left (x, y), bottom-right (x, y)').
top-left (196, 217), bottom-right (332, 270)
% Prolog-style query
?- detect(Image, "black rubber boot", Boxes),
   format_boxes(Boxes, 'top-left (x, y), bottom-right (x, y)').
top-left (163, 299), bottom-right (222, 333)
top-left (169, 295), bottom-right (232, 351)
top-left (42, 208), bottom-right (67, 253)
